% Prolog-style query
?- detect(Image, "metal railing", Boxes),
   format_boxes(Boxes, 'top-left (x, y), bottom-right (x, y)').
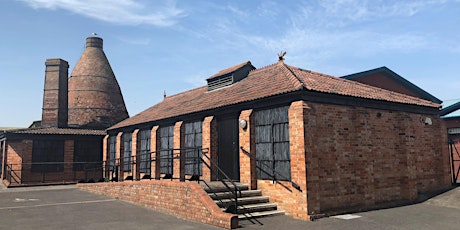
top-left (199, 150), bottom-right (241, 214)
top-left (98, 147), bottom-right (241, 214)
top-left (4, 161), bottom-right (105, 186)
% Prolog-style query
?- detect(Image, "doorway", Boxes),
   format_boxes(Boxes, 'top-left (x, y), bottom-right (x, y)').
top-left (217, 116), bottom-right (240, 181)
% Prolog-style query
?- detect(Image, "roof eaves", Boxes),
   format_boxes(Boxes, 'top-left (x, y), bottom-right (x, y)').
top-left (342, 66), bottom-right (442, 104)
top-left (440, 100), bottom-right (460, 116)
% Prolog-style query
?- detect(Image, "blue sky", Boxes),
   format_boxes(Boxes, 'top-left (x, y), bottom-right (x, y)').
top-left (1, 0), bottom-right (459, 127)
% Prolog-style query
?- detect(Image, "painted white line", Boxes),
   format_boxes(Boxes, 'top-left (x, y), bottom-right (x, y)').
top-left (14, 198), bottom-right (39, 202)
top-left (331, 214), bottom-right (362, 220)
top-left (0, 199), bottom-right (116, 210)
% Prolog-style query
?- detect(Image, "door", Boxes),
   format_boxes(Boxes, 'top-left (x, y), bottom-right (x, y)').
top-left (217, 116), bottom-right (240, 181)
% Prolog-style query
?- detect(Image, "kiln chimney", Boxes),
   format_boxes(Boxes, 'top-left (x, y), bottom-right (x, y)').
top-left (68, 35), bottom-right (128, 129)
top-left (41, 58), bottom-right (69, 128)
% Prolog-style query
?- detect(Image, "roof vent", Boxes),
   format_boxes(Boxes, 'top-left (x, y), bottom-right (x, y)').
top-left (206, 61), bottom-right (255, 91)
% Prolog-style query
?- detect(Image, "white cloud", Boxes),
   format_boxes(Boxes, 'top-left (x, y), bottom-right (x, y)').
top-left (18, 0), bottom-right (186, 26)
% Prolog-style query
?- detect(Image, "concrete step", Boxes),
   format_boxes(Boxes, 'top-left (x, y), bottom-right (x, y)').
top-left (231, 203), bottom-right (278, 214)
top-left (238, 210), bottom-right (286, 219)
top-left (215, 196), bottom-right (269, 208)
top-left (201, 181), bottom-right (248, 193)
top-left (208, 189), bottom-right (262, 200)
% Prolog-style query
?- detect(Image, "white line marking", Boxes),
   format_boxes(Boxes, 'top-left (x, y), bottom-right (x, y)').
top-left (331, 214), bottom-right (362, 220)
top-left (0, 199), bottom-right (116, 210)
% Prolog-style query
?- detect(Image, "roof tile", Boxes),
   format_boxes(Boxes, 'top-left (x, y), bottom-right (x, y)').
top-left (110, 62), bottom-right (440, 130)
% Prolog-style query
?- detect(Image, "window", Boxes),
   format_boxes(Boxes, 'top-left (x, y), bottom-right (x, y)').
top-left (160, 126), bottom-right (174, 175)
top-left (254, 106), bottom-right (291, 181)
top-left (138, 129), bottom-right (151, 174)
top-left (123, 133), bottom-right (132, 172)
top-left (184, 121), bottom-right (202, 175)
top-left (73, 140), bottom-right (102, 171)
top-left (32, 140), bottom-right (65, 172)
top-left (108, 136), bottom-right (117, 170)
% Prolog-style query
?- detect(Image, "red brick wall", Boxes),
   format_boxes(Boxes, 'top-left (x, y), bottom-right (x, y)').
top-left (239, 109), bottom-right (256, 189)
top-left (173, 121), bottom-right (184, 180)
top-left (151, 126), bottom-right (160, 179)
top-left (78, 180), bottom-right (237, 229)
top-left (2, 140), bottom-right (31, 185)
top-left (302, 102), bottom-right (451, 215)
top-left (132, 129), bottom-right (139, 180)
top-left (202, 116), bottom-right (217, 181)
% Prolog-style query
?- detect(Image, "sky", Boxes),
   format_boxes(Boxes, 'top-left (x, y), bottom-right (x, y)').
top-left (0, 0), bottom-right (459, 127)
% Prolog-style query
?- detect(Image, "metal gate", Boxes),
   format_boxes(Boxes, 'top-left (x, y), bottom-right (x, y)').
top-left (449, 139), bottom-right (460, 184)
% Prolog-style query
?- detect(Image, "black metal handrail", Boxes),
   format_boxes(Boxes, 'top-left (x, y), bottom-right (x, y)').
top-left (199, 149), bottom-right (241, 214)
top-left (240, 146), bottom-right (302, 192)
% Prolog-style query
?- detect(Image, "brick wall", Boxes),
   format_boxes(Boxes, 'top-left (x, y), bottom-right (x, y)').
top-left (78, 180), bottom-right (237, 229)
top-left (2, 140), bottom-right (31, 185)
top-left (301, 101), bottom-right (451, 215)
top-left (239, 109), bottom-right (256, 189)
top-left (202, 116), bottom-right (217, 181)
top-left (252, 101), bottom-right (451, 220)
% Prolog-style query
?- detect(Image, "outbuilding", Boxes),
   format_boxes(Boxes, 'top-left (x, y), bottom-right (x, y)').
top-left (103, 57), bottom-right (451, 220)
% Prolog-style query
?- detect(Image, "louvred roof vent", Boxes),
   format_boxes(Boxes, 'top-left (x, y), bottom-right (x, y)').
top-left (206, 61), bottom-right (255, 91)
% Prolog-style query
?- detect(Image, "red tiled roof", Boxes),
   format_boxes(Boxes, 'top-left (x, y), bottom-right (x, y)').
top-left (207, 61), bottom-right (252, 80)
top-left (110, 61), bottom-right (439, 130)
top-left (4, 127), bottom-right (106, 136)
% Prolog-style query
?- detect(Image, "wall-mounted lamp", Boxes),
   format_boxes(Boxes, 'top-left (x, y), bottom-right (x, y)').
top-left (240, 119), bottom-right (248, 129)
top-left (424, 117), bottom-right (432, 125)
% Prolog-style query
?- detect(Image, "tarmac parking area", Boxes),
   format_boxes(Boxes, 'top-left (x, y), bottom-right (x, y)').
top-left (1, 184), bottom-right (459, 230)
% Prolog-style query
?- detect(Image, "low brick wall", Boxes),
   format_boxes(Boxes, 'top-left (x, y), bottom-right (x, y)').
top-left (77, 180), bottom-right (237, 229)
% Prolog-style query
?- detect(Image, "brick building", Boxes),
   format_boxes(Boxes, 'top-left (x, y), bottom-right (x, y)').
top-left (440, 99), bottom-right (460, 183)
top-left (342, 67), bottom-right (459, 184)
top-left (97, 57), bottom-right (451, 223)
top-left (0, 36), bottom-right (128, 186)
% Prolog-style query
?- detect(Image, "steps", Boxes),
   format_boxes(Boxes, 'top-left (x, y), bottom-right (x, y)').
top-left (200, 181), bottom-right (285, 219)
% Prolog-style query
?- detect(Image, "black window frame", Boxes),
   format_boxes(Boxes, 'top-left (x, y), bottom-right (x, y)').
top-left (254, 106), bottom-right (291, 181)
top-left (32, 140), bottom-right (65, 173)
top-left (73, 140), bottom-right (102, 171)
top-left (184, 121), bottom-right (202, 176)
top-left (159, 126), bottom-right (174, 175)
top-left (122, 132), bottom-right (132, 172)
top-left (108, 136), bottom-right (117, 170)
top-left (138, 129), bottom-right (151, 174)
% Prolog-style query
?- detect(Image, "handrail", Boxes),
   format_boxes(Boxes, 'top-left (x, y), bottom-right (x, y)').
top-left (240, 147), bottom-right (302, 192)
top-left (199, 149), bottom-right (241, 214)
top-left (4, 161), bottom-right (105, 185)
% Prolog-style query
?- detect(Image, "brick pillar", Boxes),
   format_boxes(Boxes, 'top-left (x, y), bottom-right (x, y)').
top-left (202, 116), bottom-right (217, 181)
top-left (102, 135), bottom-right (109, 179)
top-left (239, 109), bottom-right (256, 189)
top-left (151, 126), bottom-right (160, 179)
top-left (1, 140), bottom-right (6, 179)
top-left (116, 132), bottom-right (124, 181)
top-left (173, 121), bottom-right (184, 181)
top-left (132, 129), bottom-right (139, 180)
top-left (288, 101), bottom-right (310, 219)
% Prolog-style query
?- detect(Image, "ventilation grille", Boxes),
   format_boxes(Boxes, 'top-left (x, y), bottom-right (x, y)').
top-left (207, 75), bottom-right (233, 91)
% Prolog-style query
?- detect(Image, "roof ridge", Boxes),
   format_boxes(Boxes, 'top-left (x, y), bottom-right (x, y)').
top-left (281, 63), bottom-right (306, 90)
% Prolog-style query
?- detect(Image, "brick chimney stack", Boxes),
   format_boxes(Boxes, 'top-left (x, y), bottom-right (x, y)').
top-left (41, 58), bottom-right (69, 128)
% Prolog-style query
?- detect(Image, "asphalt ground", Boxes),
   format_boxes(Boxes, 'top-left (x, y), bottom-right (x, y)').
top-left (1, 184), bottom-right (460, 230)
